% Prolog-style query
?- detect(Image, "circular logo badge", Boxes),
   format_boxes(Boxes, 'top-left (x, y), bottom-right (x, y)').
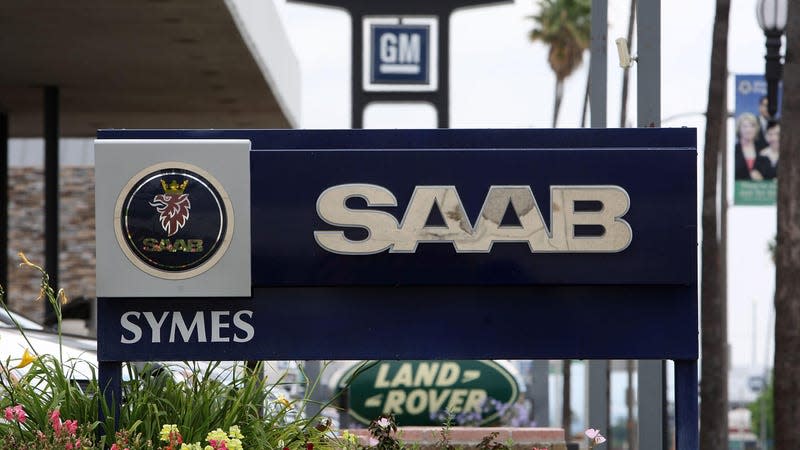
top-left (114, 162), bottom-right (234, 279)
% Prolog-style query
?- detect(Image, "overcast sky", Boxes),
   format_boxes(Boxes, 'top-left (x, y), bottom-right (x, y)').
top-left (275, 0), bottom-right (778, 373)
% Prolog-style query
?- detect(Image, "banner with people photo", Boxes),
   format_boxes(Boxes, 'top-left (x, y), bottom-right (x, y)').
top-left (733, 74), bottom-right (781, 206)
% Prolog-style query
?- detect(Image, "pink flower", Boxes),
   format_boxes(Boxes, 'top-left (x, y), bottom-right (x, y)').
top-left (65, 443), bottom-right (73, 450)
top-left (5, 405), bottom-right (28, 423)
top-left (15, 405), bottom-right (27, 424)
top-left (368, 437), bottom-right (379, 447)
top-left (585, 428), bottom-right (606, 445)
top-left (111, 444), bottom-right (120, 450)
top-left (50, 409), bottom-right (62, 436)
top-left (64, 419), bottom-right (79, 436)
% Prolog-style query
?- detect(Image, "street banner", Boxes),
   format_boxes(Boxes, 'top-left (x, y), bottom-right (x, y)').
top-left (733, 74), bottom-right (782, 205)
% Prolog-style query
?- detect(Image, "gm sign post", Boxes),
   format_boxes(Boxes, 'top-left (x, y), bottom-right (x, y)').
top-left (364, 17), bottom-right (438, 91)
top-left (95, 129), bottom-right (698, 450)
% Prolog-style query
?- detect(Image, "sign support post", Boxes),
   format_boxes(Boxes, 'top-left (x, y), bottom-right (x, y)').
top-left (588, 0), bottom-right (610, 442)
top-left (288, 0), bottom-right (510, 128)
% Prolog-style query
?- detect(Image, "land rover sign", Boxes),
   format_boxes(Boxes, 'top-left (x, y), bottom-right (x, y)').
top-left (338, 360), bottom-right (520, 426)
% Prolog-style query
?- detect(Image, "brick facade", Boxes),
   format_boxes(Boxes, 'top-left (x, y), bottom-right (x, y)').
top-left (4, 167), bottom-right (96, 323)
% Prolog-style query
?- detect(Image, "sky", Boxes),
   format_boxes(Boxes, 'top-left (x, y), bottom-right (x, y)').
top-left (274, 0), bottom-right (779, 378)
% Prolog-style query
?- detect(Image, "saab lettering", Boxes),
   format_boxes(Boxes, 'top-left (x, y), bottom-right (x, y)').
top-left (314, 184), bottom-right (632, 254)
top-left (142, 238), bottom-right (204, 253)
top-left (120, 310), bottom-right (255, 344)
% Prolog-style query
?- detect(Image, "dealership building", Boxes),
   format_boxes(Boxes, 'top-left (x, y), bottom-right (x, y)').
top-left (1, 0), bottom-right (299, 325)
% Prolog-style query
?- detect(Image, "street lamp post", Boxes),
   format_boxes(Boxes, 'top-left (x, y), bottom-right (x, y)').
top-left (756, 0), bottom-right (788, 119)
top-left (754, 6), bottom-right (786, 449)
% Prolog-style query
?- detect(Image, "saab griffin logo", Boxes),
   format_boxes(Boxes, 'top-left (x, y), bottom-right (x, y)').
top-left (150, 179), bottom-right (191, 237)
top-left (114, 162), bottom-right (234, 280)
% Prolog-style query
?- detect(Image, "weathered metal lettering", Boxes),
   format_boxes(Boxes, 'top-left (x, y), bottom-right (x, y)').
top-left (315, 184), bottom-right (632, 254)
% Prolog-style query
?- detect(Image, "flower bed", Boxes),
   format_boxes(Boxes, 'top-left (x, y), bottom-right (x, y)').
top-left (1, 254), bottom-right (606, 450)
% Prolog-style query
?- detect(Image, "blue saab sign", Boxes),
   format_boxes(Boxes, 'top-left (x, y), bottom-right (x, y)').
top-left (364, 17), bottom-right (438, 91)
top-left (96, 129), bottom-right (698, 450)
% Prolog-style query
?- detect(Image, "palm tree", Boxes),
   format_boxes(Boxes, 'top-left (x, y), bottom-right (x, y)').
top-left (700, 0), bottom-right (730, 448)
top-left (774, 2), bottom-right (800, 448)
top-left (529, 0), bottom-right (591, 128)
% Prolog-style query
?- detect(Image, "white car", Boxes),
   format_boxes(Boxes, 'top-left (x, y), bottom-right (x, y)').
top-left (0, 312), bottom-right (300, 411)
top-left (0, 307), bottom-right (45, 330)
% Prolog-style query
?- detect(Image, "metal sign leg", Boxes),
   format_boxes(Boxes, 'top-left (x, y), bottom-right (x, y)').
top-left (674, 360), bottom-right (699, 450)
top-left (98, 361), bottom-right (122, 433)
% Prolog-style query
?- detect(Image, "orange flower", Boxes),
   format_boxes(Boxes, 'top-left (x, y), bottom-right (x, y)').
top-left (17, 252), bottom-right (34, 267)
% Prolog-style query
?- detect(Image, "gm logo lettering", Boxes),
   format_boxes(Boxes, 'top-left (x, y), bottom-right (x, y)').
top-left (114, 162), bottom-right (234, 280)
top-left (314, 184), bottom-right (633, 254)
top-left (364, 17), bottom-right (438, 92)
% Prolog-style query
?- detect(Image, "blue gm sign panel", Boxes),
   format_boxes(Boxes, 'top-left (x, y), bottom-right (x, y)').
top-left (364, 17), bottom-right (437, 91)
top-left (372, 25), bottom-right (429, 83)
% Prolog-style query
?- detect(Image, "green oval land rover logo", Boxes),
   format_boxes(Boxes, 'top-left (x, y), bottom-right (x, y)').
top-left (337, 360), bottom-right (520, 426)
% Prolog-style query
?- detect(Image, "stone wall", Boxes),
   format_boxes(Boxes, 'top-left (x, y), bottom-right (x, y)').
top-left (4, 167), bottom-right (96, 323)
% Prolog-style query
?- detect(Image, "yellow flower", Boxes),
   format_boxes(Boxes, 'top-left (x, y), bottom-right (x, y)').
top-left (17, 252), bottom-right (35, 268)
top-left (180, 444), bottom-right (204, 450)
top-left (228, 425), bottom-right (244, 439)
top-left (276, 396), bottom-right (291, 408)
top-left (206, 428), bottom-right (228, 443)
top-left (18, 252), bottom-right (44, 270)
top-left (226, 438), bottom-right (243, 450)
top-left (56, 289), bottom-right (69, 305)
top-left (15, 348), bottom-right (37, 369)
top-left (160, 424), bottom-right (180, 442)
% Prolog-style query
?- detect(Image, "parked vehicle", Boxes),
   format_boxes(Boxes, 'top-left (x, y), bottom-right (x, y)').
top-left (0, 315), bottom-right (300, 408)
top-left (729, 431), bottom-right (759, 450)
top-left (0, 307), bottom-right (44, 330)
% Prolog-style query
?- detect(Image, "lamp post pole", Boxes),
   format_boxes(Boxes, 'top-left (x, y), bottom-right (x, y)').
top-left (755, 3), bottom-right (786, 449)
top-left (764, 29), bottom-right (783, 118)
top-left (756, 0), bottom-right (787, 118)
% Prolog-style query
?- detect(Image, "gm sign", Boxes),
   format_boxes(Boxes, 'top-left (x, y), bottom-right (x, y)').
top-left (363, 17), bottom-right (438, 92)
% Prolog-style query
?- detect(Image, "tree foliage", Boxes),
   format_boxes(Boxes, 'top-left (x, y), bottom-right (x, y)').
top-left (748, 377), bottom-right (774, 446)
top-left (528, 0), bottom-right (590, 127)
